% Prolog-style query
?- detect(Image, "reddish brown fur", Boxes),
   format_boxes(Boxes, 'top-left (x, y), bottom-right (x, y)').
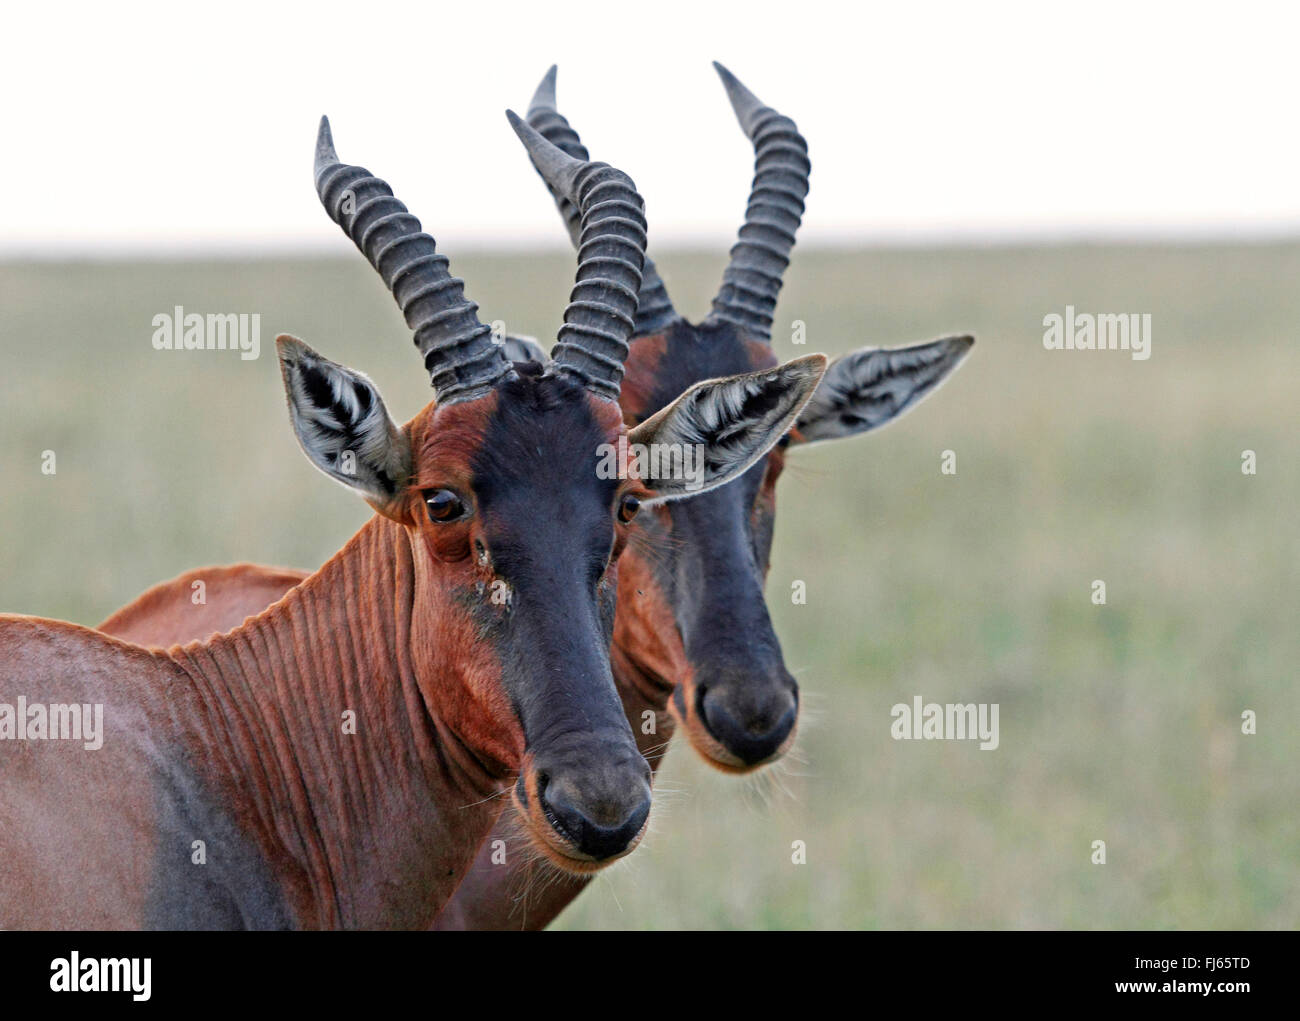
top-left (3, 512), bottom-right (508, 928)
top-left (617, 333), bottom-right (670, 425)
top-left (97, 564), bottom-right (310, 648)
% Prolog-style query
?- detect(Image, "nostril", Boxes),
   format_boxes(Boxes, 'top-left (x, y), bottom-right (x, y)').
top-left (751, 690), bottom-right (797, 735)
top-left (699, 689), bottom-right (798, 766)
top-left (693, 682), bottom-right (709, 722)
top-left (539, 777), bottom-right (582, 848)
top-left (538, 775), bottom-right (650, 862)
top-left (767, 700), bottom-right (797, 740)
top-left (580, 792), bottom-right (649, 861)
top-left (618, 794), bottom-right (651, 845)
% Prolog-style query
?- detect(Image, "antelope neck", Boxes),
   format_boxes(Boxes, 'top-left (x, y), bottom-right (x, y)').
top-left (170, 514), bottom-right (504, 929)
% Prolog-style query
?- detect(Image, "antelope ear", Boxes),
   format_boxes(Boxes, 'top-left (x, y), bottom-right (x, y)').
top-left (276, 335), bottom-right (412, 516)
top-left (628, 354), bottom-right (826, 502)
top-left (792, 335), bottom-right (973, 444)
top-left (496, 332), bottom-right (551, 367)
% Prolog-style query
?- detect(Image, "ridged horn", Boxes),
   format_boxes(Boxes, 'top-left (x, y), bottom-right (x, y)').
top-left (313, 116), bottom-right (511, 403)
top-left (507, 110), bottom-right (647, 402)
top-left (706, 62), bottom-right (810, 343)
top-left (525, 66), bottom-right (678, 337)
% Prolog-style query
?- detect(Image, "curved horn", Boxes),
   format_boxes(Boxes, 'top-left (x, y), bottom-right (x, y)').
top-left (706, 62), bottom-right (810, 343)
top-left (313, 116), bottom-right (511, 404)
top-left (507, 110), bottom-right (647, 402)
top-left (525, 67), bottom-right (678, 337)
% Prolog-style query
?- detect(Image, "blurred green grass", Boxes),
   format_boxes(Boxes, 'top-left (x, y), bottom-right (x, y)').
top-left (1, 243), bottom-right (1296, 928)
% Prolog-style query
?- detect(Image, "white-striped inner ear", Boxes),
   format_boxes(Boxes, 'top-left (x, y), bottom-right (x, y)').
top-left (796, 336), bottom-right (972, 444)
top-left (628, 355), bottom-right (825, 503)
top-left (278, 338), bottom-right (411, 506)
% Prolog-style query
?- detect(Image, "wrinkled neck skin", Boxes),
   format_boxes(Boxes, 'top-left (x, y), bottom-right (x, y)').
top-left (172, 514), bottom-right (506, 930)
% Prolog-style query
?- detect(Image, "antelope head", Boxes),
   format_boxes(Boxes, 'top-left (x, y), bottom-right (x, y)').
top-left (282, 115), bottom-right (824, 871)
top-left (520, 65), bottom-right (973, 772)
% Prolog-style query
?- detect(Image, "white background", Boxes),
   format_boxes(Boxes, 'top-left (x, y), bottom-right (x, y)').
top-left (2, 0), bottom-right (1297, 254)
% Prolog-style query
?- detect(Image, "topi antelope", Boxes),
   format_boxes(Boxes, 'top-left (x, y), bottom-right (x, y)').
top-left (0, 113), bottom-right (826, 929)
top-left (97, 64), bottom-right (972, 930)
top-left (514, 62), bottom-right (973, 775)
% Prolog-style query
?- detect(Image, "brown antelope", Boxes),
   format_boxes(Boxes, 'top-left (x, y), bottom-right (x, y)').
top-left (98, 64), bottom-right (972, 929)
top-left (519, 61), bottom-right (973, 760)
top-left (0, 113), bottom-right (826, 929)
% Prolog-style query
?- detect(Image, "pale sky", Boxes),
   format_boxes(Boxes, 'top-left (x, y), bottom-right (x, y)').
top-left (3, 0), bottom-right (1298, 255)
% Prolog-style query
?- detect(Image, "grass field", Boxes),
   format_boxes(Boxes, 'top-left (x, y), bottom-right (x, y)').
top-left (1, 243), bottom-right (1297, 928)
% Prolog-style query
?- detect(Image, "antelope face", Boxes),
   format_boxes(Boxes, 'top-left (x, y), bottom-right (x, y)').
top-left (416, 367), bottom-right (653, 872)
top-left (278, 338), bottom-right (652, 871)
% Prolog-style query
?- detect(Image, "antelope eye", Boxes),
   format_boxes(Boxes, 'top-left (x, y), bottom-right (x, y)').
top-left (618, 494), bottom-right (641, 524)
top-left (423, 488), bottom-right (467, 523)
